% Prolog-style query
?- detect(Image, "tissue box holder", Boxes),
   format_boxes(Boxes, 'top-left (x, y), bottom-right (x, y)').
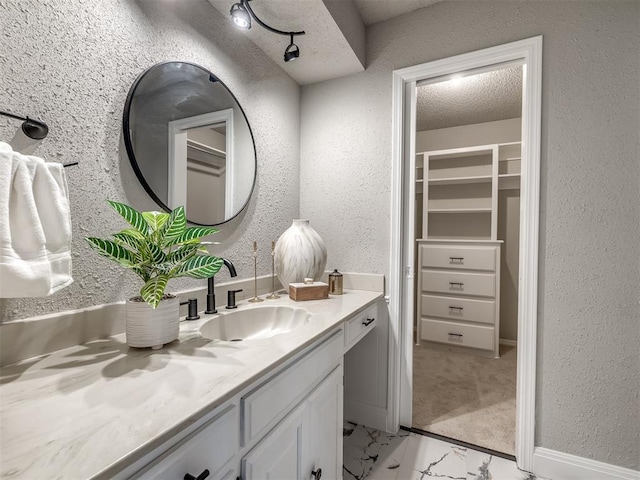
top-left (288, 281), bottom-right (329, 301)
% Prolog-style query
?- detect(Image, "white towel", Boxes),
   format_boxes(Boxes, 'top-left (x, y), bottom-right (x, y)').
top-left (0, 142), bottom-right (73, 297)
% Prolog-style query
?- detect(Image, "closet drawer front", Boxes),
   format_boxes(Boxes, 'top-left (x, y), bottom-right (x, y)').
top-left (420, 245), bottom-right (496, 271)
top-left (421, 270), bottom-right (496, 298)
top-left (420, 318), bottom-right (494, 351)
top-left (420, 294), bottom-right (495, 325)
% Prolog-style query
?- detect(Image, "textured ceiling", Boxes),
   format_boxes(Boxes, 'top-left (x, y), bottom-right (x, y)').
top-left (353, 0), bottom-right (443, 25)
top-left (417, 65), bottom-right (523, 131)
top-left (207, 0), bottom-right (365, 85)
top-left (206, 0), bottom-right (446, 85)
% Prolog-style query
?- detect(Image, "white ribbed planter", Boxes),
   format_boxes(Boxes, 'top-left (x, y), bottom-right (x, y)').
top-left (125, 296), bottom-right (180, 349)
top-left (274, 219), bottom-right (327, 291)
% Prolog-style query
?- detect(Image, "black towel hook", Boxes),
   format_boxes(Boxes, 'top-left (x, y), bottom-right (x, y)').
top-left (1, 110), bottom-right (49, 140)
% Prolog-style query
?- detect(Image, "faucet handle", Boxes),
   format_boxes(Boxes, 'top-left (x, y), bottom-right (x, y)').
top-left (226, 289), bottom-right (243, 309)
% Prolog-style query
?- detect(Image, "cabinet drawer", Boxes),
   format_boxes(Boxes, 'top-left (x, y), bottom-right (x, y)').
top-left (421, 294), bottom-right (495, 325)
top-left (420, 318), bottom-right (494, 351)
top-left (134, 405), bottom-right (238, 480)
top-left (420, 245), bottom-right (496, 271)
top-left (345, 304), bottom-right (377, 352)
top-left (241, 330), bottom-right (343, 445)
top-left (421, 270), bottom-right (496, 297)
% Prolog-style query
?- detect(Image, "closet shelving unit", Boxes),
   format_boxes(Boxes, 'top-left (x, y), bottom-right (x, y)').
top-left (415, 142), bottom-right (521, 358)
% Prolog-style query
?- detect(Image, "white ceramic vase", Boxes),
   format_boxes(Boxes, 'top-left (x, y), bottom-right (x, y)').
top-left (274, 219), bottom-right (327, 291)
top-left (125, 296), bottom-right (180, 349)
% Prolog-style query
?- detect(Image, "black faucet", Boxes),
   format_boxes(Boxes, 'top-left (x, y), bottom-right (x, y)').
top-left (205, 258), bottom-right (237, 314)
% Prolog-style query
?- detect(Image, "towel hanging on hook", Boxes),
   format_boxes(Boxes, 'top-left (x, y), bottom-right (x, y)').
top-left (1, 110), bottom-right (78, 168)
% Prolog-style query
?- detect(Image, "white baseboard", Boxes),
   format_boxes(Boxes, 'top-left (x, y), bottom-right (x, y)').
top-left (499, 338), bottom-right (518, 346)
top-left (344, 400), bottom-right (388, 433)
top-left (534, 447), bottom-right (640, 480)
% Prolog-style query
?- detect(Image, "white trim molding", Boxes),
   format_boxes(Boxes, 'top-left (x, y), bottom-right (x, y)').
top-left (534, 448), bottom-right (640, 480)
top-left (389, 36), bottom-right (543, 472)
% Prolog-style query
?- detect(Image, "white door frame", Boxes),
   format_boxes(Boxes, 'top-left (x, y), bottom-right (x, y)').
top-left (388, 36), bottom-right (542, 471)
top-left (168, 109), bottom-right (235, 219)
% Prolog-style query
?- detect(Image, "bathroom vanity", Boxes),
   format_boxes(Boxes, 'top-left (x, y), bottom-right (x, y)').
top-left (0, 290), bottom-right (383, 479)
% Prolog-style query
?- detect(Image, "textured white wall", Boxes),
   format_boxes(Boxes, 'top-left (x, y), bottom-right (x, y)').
top-left (300, 0), bottom-right (640, 470)
top-left (0, 0), bottom-right (301, 321)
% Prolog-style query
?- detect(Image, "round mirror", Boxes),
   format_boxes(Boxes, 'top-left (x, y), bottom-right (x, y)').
top-left (123, 61), bottom-right (256, 226)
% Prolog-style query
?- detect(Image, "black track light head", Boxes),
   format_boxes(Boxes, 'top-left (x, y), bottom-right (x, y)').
top-left (284, 37), bottom-right (300, 62)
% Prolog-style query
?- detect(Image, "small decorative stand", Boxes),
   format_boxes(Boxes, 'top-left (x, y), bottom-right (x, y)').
top-left (249, 241), bottom-right (264, 303)
top-left (266, 240), bottom-right (280, 299)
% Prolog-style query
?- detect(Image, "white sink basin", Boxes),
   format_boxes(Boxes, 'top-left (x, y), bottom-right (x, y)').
top-left (199, 305), bottom-right (312, 342)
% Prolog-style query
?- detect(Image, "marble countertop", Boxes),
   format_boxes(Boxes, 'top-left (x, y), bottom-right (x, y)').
top-left (0, 290), bottom-right (382, 479)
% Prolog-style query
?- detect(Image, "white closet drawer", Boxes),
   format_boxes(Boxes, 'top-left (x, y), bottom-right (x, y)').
top-left (421, 270), bottom-right (496, 298)
top-left (420, 318), bottom-right (494, 351)
top-left (241, 330), bottom-right (343, 446)
top-left (420, 294), bottom-right (495, 325)
top-left (420, 244), bottom-right (496, 271)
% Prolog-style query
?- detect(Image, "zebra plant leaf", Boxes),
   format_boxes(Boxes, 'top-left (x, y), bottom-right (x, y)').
top-left (113, 231), bottom-right (143, 250)
top-left (161, 206), bottom-right (187, 245)
top-left (168, 243), bottom-right (200, 263)
top-left (140, 274), bottom-right (170, 308)
top-left (174, 255), bottom-right (223, 279)
top-left (107, 200), bottom-right (149, 234)
top-left (166, 226), bottom-right (218, 247)
top-left (142, 211), bottom-right (170, 233)
top-left (144, 242), bottom-right (168, 265)
top-left (85, 237), bottom-right (136, 266)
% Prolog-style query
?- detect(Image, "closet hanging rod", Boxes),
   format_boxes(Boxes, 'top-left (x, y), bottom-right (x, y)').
top-left (0, 109), bottom-right (49, 140)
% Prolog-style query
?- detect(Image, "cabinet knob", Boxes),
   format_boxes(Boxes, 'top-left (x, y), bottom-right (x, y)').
top-left (362, 318), bottom-right (375, 327)
top-left (312, 467), bottom-right (322, 480)
top-left (184, 469), bottom-right (210, 480)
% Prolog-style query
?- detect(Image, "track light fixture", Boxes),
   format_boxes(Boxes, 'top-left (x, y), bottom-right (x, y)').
top-left (230, 0), bottom-right (305, 63)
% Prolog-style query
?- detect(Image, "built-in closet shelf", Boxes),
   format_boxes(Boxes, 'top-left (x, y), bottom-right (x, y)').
top-left (428, 175), bottom-right (492, 186)
top-left (498, 173), bottom-right (521, 190)
top-left (428, 207), bottom-right (492, 214)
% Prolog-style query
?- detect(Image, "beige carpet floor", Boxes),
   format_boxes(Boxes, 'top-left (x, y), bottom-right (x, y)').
top-left (412, 343), bottom-right (517, 455)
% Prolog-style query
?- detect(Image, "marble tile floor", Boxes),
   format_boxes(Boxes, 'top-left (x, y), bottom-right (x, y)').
top-left (343, 422), bottom-right (546, 480)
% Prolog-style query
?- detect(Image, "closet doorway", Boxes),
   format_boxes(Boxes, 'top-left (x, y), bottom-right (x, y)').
top-left (412, 63), bottom-right (523, 456)
top-left (389, 37), bottom-right (542, 472)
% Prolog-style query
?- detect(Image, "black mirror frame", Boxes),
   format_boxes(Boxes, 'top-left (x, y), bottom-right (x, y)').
top-left (122, 61), bottom-right (257, 226)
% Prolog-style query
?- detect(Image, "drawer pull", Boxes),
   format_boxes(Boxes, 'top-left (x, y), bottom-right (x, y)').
top-left (448, 282), bottom-right (464, 288)
top-left (184, 469), bottom-right (210, 480)
top-left (362, 318), bottom-right (375, 327)
top-left (448, 333), bottom-right (463, 342)
top-left (449, 256), bottom-right (464, 263)
top-left (448, 306), bottom-right (463, 312)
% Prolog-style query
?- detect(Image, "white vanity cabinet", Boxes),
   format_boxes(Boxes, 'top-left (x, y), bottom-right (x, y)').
top-left (125, 300), bottom-right (378, 480)
top-left (242, 366), bottom-right (343, 480)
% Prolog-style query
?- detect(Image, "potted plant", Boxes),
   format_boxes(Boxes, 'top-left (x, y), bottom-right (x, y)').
top-left (86, 200), bottom-right (223, 349)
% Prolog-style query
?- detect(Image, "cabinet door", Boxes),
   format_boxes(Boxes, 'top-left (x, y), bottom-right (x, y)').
top-left (305, 366), bottom-right (344, 480)
top-left (242, 404), bottom-right (305, 480)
